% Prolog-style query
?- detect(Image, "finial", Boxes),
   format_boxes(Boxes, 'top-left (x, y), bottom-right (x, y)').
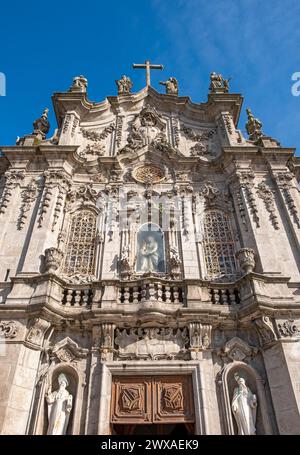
top-left (32, 107), bottom-right (50, 139)
top-left (159, 77), bottom-right (178, 95)
top-left (209, 72), bottom-right (230, 93)
top-left (115, 75), bottom-right (133, 94)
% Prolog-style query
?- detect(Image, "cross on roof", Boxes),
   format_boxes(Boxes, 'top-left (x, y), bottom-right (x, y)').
top-left (132, 60), bottom-right (163, 87)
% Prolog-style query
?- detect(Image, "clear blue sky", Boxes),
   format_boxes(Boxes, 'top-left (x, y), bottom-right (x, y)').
top-left (1, 0), bottom-right (300, 154)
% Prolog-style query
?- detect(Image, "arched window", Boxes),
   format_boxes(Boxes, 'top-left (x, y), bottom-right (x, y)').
top-left (203, 210), bottom-right (236, 280)
top-left (63, 210), bottom-right (97, 276)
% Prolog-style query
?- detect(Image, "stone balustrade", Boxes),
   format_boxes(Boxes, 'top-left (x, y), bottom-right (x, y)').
top-left (209, 285), bottom-right (241, 305)
top-left (118, 281), bottom-right (185, 304)
top-left (61, 287), bottom-right (94, 307)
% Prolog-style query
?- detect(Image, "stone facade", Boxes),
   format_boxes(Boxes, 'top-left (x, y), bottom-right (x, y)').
top-left (0, 71), bottom-right (300, 435)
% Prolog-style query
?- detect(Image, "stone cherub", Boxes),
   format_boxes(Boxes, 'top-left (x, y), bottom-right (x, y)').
top-left (115, 75), bottom-right (133, 94)
top-left (209, 72), bottom-right (230, 93)
top-left (160, 77), bottom-right (178, 95)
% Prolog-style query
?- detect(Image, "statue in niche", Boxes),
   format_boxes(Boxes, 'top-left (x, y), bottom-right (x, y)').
top-left (231, 373), bottom-right (257, 435)
top-left (136, 225), bottom-right (165, 273)
top-left (46, 373), bottom-right (73, 435)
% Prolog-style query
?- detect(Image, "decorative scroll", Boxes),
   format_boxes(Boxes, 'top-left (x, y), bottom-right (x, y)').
top-left (0, 171), bottom-right (25, 214)
top-left (0, 320), bottom-right (18, 339)
top-left (277, 320), bottom-right (299, 337)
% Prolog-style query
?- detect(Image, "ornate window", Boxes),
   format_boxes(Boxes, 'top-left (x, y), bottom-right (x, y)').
top-left (63, 210), bottom-right (97, 276)
top-left (202, 210), bottom-right (237, 280)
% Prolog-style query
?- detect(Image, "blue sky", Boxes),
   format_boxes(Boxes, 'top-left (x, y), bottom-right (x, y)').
top-left (1, 0), bottom-right (300, 154)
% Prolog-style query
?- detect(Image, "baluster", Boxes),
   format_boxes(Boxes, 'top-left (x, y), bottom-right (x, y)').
top-left (74, 290), bottom-right (82, 306)
top-left (220, 289), bottom-right (228, 305)
top-left (165, 285), bottom-right (171, 303)
top-left (82, 288), bottom-right (90, 306)
top-left (149, 282), bottom-right (155, 300)
top-left (141, 284), bottom-right (147, 302)
top-left (228, 288), bottom-right (236, 305)
top-left (173, 286), bottom-right (179, 304)
top-left (66, 289), bottom-right (73, 306)
top-left (123, 287), bottom-right (130, 304)
top-left (132, 286), bottom-right (139, 304)
top-left (213, 289), bottom-right (220, 305)
top-left (157, 283), bottom-right (163, 302)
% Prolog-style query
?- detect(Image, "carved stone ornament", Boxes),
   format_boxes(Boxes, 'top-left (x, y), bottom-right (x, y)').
top-left (98, 323), bottom-right (115, 361)
top-left (119, 245), bottom-right (133, 279)
top-left (114, 327), bottom-right (189, 360)
top-left (119, 105), bottom-right (169, 154)
top-left (273, 171), bottom-right (300, 228)
top-left (44, 247), bottom-right (64, 273)
top-left (32, 108), bottom-right (50, 139)
top-left (132, 164), bottom-right (165, 184)
top-left (0, 320), bottom-right (18, 339)
top-left (26, 318), bottom-right (51, 348)
top-left (18, 178), bottom-right (40, 230)
top-left (252, 316), bottom-right (277, 347)
top-left (235, 170), bottom-right (260, 227)
top-left (51, 337), bottom-right (89, 363)
top-left (0, 171), bottom-right (25, 214)
top-left (189, 322), bottom-right (212, 353)
top-left (236, 248), bottom-right (255, 274)
top-left (257, 182), bottom-right (279, 230)
top-left (277, 320), bottom-right (300, 338)
top-left (221, 337), bottom-right (258, 362)
top-left (67, 183), bottom-right (98, 207)
top-left (181, 125), bottom-right (215, 157)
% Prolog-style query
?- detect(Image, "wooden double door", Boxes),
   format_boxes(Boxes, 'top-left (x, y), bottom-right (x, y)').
top-left (111, 375), bottom-right (195, 435)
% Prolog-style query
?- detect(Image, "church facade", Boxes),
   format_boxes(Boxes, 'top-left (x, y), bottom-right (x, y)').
top-left (0, 67), bottom-right (300, 435)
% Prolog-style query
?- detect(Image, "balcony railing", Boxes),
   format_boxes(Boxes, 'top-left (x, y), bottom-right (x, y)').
top-left (118, 281), bottom-right (185, 304)
top-left (61, 288), bottom-right (94, 307)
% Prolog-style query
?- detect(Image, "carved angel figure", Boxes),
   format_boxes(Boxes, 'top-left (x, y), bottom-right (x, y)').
top-left (160, 77), bottom-right (178, 95)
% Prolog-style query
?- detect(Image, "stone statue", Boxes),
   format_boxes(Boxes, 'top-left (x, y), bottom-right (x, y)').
top-left (138, 234), bottom-right (159, 272)
top-left (69, 75), bottom-right (88, 93)
top-left (245, 108), bottom-right (263, 142)
top-left (160, 77), bottom-right (178, 95)
top-left (32, 108), bottom-right (50, 139)
top-left (46, 373), bottom-right (73, 435)
top-left (209, 72), bottom-right (230, 93)
top-left (115, 75), bottom-right (133, 94)
top-left (231, 373), bottom-right (257, 435)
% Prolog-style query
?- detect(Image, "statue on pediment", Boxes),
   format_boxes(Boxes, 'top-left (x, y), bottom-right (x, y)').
top-left (209, 72), bottom-right (230, 93)
top-left (116, 75), bottom-right (133, 94)
top-left (69, 75), bottom-right (88, 93)
top-left (160, 77), bottom-right (178, 95)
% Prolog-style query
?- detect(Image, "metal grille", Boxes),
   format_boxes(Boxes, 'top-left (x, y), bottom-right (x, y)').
top-left (63, 210), bottom-right (96, 276)
top-left (203, 210), bottom-right (237, 280)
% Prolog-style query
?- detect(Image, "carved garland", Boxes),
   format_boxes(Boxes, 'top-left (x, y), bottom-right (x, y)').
top-left (273, 172), bottom-right (300, 228)
top-left (18, 178), bottom-right (41, 230)
top-left (256, 182), bottom-right (279, 230)
top-left (0, 171), bottom-right (25, 214)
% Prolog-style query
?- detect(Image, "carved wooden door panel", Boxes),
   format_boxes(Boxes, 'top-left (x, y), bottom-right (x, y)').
top-left (111, 375), bottom-right (194, 424)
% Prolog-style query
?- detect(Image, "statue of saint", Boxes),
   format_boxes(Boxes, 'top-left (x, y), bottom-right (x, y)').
top-left (231, 373), bottom-right (257, 435)
top-left (46, 373), bottom-right (73, 435)
top-left (160, 77), bottom-right (178, 95)
top-left (115, 75), bottom-right (133, 94)
top-left (138, 234), bottom-right (159, 272)
top-left (209, 72), bottom-right (230, 93)
top-left (245, 108), bottom-right (263, 142)
top-left (32, 108), bottom-right (50, 139)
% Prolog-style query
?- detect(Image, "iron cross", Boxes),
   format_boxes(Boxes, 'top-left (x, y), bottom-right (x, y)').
top-left (132, 60), bottom-right (163, 86)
